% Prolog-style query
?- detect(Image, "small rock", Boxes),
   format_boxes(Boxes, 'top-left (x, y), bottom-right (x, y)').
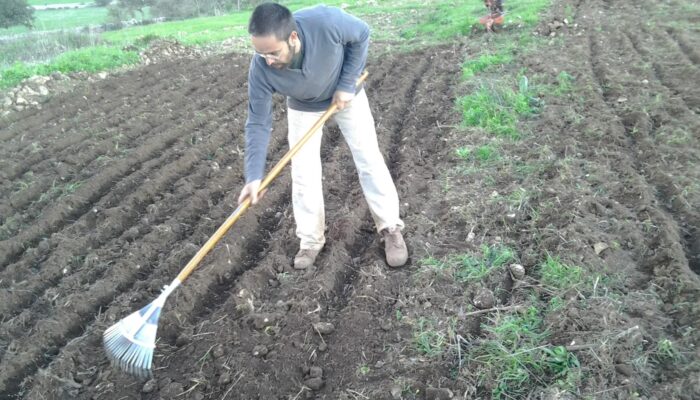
top-left (38, 85), bottom-right (49, 96)
top-left (141, 379), bottom-right (157, 393)
top-left (473, 288), bottom-right (495, 309)
top-left (252, 345), bottom-right (268, 357)
top-left (466, 230), bottom-right (476, 242)
top-left (15, 96), bottom-right (28, 105)
top-left (313, 322), bottom-right (335, 335)
top-left (318, 342), bottom-right (327, 352)
top-left (98, 72), bottom-right (108, 79)
top-left (508, 263), bottom-right (526, 279)
top-left (217, 372), bottom-right (231, 385)
top-left (593, 242), bottom-right (609, 255)
top-left (304, 377), bottom-right (324, 391)
top-left (212, 344), bottom-right (225, 358)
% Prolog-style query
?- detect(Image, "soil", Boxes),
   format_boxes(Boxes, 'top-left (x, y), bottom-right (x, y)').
top-left (0, 0), bottom-right (698, 399)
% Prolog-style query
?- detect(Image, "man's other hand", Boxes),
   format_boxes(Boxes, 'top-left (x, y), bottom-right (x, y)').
top-left (332, 90), bottom-right (355, 110)
top-left (238, 179), bottom-right (265, 205)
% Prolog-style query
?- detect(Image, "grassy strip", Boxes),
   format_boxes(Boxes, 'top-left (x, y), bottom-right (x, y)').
top-left (0, 46), bottom-right (139, 89)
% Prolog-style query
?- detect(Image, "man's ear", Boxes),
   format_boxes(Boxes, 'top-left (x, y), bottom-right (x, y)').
top-left (289, 31), bottom-right (299, 44)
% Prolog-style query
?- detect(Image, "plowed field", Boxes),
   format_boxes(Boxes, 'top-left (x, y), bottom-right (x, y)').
top-left (0, 0), bottom-right (698, 399)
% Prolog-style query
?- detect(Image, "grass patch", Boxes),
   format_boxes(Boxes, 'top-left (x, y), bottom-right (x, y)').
top-left (471, 307), bottom-right (581, 399)
top-left (458, 76), bottom-right (538, 138)
top-left (420, 245), bottom-right (516, 283)
top-left (539, 256), bottom-right (583, 291)
top-left (414, 318), bottom-right (448, 357)
top-left (455, 245), bottom-right (515, 282)
top-left (554, 71), bottom-right (575, 95)
top-left (463, 53), bottom-right (513, 78)
top-left (1, 45), bottom-right (139, 89)
top-left (455, 144), bottom-right (500, 162)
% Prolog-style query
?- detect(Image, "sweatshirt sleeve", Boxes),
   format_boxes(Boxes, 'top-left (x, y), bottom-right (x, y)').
top-left (244, 58), bottom-right (274, 183)
top-left (333, 9), bottom-right (370, 93)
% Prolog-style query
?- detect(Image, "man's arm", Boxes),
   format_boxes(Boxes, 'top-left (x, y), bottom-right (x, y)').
top-left (244, 59), bottom-right (274, 184)
top-left (332, 9), bottom-right (370, 94)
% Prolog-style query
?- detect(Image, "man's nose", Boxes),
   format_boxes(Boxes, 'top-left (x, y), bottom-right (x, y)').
top-left (266, 57), bottom-right (274, 66)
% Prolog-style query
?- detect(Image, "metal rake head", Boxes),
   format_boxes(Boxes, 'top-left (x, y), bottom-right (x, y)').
top-left (103, 302), bottom-right (161, 379)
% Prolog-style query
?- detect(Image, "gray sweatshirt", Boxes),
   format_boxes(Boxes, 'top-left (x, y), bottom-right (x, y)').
top-left (244, 5), bottom-right (370, 183)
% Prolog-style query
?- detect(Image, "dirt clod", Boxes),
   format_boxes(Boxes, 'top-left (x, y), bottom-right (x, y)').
top-left (141, 380), bottom-right (156, 393)
top-left (425, 387), bottom-right (454, 400)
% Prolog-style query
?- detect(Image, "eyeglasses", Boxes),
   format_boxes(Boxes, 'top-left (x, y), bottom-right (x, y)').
top-left (255, 50), bottom-right (283, 61)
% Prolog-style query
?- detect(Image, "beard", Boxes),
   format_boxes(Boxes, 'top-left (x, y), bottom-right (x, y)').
top-left (270, 42), bottom-right (296, 69)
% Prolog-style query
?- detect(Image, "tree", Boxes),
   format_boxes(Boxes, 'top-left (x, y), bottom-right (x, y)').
top-left (0, 0), bottom-right (34, 29)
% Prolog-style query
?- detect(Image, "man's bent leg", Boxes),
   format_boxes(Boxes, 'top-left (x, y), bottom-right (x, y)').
top-left (333, 90), bottom-right (408, 266)
top-left (333, 89), bottom-right (404, 232)
top-left (287, 108), bottom-right (326, 264)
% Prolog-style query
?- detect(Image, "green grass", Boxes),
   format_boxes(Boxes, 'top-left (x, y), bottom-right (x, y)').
top-left (458, 76), bottom-right (537, 138)
top-left (455, 245), bottom-right (515, 282)
top-left (414, 318), bottom-right (448, 357)
top-left (400, 1), bottom-right (483, 40)
top-left (473, 307), bottom-right (581, 399)
top-left (1, 45), bottom-right (139, 88)
top-left (463, 53), bottom-right (513, 78)
top-left (102, 11), bottom-right (249, 45)
top-left (539, 256), bottom-right (583, 291)
top-left (420, 245), bottom-right (516, 283)
top-left (553, 71), bottom-right (575, 95)
top-left (403, 0), bottom-right (550, 41)
top-left (455, 144), bottom-right (500, 162)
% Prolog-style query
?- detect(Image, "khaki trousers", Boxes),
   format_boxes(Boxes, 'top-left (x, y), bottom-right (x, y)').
top-left (287, 89), bottom-right (404, 250)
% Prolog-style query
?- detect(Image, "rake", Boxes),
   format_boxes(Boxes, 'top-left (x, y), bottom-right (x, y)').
top-left (103, 71), bottom-right (369, 379)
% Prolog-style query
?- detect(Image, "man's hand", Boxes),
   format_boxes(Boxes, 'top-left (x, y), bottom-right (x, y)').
top-left (332, 90), bottom-right (355, 111)
top-left (238, 179), bottom-right (265, 205)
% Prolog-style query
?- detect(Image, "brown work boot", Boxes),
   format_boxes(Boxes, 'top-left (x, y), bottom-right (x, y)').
top-left (294, 248), bottom-right (321, 270)
top-left (382, 226), bottom-right (408, 267)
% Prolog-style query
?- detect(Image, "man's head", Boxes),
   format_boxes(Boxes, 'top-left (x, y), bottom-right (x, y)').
top-left (248, 3), bottom-right (300, 69)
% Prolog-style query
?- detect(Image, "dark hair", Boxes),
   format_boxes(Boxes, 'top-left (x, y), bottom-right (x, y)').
top-left (248, 3), bottom-right (297, 41)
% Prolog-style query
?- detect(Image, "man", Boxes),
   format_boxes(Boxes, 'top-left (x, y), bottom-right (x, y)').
top-left (237, 3), bottom-right (408, 269)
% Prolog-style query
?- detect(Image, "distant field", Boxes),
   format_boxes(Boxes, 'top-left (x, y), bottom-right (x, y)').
top-left (0, 7), bottom-right (110, 34)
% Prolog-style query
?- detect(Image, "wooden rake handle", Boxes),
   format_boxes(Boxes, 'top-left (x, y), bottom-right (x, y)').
top-left (176, 71), bottom-right (369, 282)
